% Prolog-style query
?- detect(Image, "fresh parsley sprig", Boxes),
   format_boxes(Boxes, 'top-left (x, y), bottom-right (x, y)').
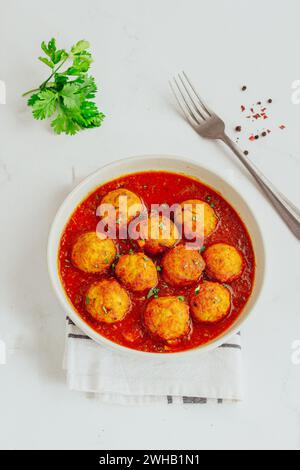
top-left (23, 38), bottom-right (105, 135)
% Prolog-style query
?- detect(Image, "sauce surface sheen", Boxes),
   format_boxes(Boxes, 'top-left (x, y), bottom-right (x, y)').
top-left (59, 171), bottom-right (255, 353)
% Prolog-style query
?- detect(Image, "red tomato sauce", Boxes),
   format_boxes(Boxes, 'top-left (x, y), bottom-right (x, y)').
top-left (59, 171), bottom-right (255, 353)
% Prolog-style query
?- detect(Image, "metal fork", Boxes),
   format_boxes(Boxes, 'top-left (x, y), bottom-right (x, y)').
top-left (170, 72), bottom-right (300, 240)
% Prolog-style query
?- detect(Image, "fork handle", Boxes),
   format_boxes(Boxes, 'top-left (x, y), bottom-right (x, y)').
top-left (221, 134), bottom-right (300, 240)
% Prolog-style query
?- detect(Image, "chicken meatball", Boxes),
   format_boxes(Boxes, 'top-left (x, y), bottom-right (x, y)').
top-left (100, 188), bottom-right (144, 226)
top-left (86, 279), bottom-right (131, 323)
top-left (190, 281), bottom-right (231, 323)
top-left (203, 243), bottom-right (244, 283)
top-left (115, 252), bottom-right (158, 293)
top-left (71, 232), bottom-right (116, 273)
top-left (162, 244), bottom-right (205, 287)
top-left (144, 296), bottom-right (191, 342)
top-left (174, 199), bottom-right (218, 240)
top-left (137, 213), bottom-right (180, 255)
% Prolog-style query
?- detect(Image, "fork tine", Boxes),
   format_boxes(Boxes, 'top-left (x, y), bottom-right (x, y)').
top-left (169, 81), bottom-right (198, 127)
top-left (178, 73), bottom-right (206, 121)
top-left (182, 71), bottom-right (212, 117)
top-left (172, 77), bottom-right (201, 125)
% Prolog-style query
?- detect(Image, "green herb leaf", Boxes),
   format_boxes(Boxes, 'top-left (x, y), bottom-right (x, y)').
top-left (50, 113), bottom-right (67, 134)
top-left (147, 287), bottom-right (160, 299)
top-left (71, 40), bottom-right (90, 55)
top-left (27, 93), bottom-right (40, 107)
top-left (194, 286), bottom-right (200, 295)
top-left (38, 57), bottom-right (54, 68)
top-left (41, 38), bottom-right (56, 57)
top-left (178, 296), bottom-right (185, 302)
top-left (60, 83), bottom-right (81, 110)
top-left (32, 90), bottom-right (58, 120)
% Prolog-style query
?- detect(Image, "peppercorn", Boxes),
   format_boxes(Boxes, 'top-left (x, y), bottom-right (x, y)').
top-left (235, 125), bottom-right (242, 132)
top-left (242, 86), bottom-right (247, 91)
top-left (255, 135), bottom-right (259, 140)
top-left (268, 99), bottom-right (273, 103)
top-left (262, 131), bottom-right (267, 137)
top-left (244, 150), bottom-right (249, 156)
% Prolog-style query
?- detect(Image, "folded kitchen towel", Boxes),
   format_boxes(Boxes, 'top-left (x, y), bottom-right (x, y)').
top-left (64, 318), bottom-right (243, 405)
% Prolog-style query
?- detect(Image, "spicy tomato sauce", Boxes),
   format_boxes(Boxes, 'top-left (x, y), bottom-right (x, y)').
top-left (59, 171), bottom-right (255, 353)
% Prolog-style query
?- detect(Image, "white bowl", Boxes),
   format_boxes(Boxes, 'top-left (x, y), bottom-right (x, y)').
top-left (48, 155), bottom-right (265, 359)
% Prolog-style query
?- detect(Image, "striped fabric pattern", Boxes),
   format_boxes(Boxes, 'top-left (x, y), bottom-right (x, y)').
top-left (64, 317), bottom-right (242, 404)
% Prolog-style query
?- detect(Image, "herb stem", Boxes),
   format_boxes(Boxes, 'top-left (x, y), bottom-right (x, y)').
top-left (22, 56), bottom-right (69, 97)
top-left (22, 88), bottom-right (40, 97)
top-left (40, 56), bottom-right (69, 89)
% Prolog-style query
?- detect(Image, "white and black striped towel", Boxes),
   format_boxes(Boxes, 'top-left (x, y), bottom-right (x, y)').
top-left (64, 318), bottom-right (243, 404)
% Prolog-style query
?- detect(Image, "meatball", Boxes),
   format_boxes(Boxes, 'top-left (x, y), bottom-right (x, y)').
top-left (203, 243), bottom-right (244, 283)
top-left (137, 213), bottom-right (180, 255)
top-left (115, 252), bottom-right (158, 293)
top-left (174, 199), bottom-right (218, 240)
top-left (71, 232), bottom-right (116, 273)
top-left (85, 279), bottom-right (131, 323)
top-left (100, 188), bottom-right (144, 225)
top-left (144, 296), bottom-right (191, 342)
top-left (190, 281), bottom-right (231, 323)
top-left (162, 244), bottom-right (205, 287)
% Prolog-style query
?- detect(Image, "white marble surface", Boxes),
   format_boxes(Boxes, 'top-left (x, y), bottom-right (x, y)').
top-left (1, 0), bottom-right (300, 450)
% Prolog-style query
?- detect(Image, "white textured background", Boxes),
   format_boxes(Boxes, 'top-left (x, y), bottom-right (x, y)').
top-left (0, 0), bottom-right (300, 450)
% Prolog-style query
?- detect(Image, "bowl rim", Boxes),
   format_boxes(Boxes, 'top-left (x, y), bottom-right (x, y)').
top-left (47, 154), bottom-right (266, 359)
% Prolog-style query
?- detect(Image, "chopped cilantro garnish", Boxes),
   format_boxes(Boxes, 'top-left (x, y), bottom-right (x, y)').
top-left (147, 287), bottom-right (160, 299)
